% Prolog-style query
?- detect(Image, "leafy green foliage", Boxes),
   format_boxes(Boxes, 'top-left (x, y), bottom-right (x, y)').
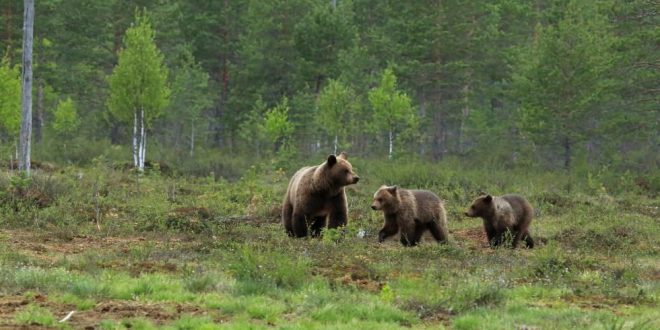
top-left (368, 68), bottom-right (418, 158)
top-left (107, 9), bottom-right (170, 124)
top-left (52, 97), bottom-right (80, 135)
top-left (317, 79), bottom-right (359, 152)
top-left (260, 97), bottom-right (295, 153)
top-left (0, 55), bottom-right (21, 137)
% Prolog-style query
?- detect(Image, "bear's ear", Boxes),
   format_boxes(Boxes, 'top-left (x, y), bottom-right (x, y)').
top-left (387, 185), bottom-right (398, 194)
top-left (327, 154), bottom-right (337, 167)
top-left (338, 152), bottom-right (348, 160)
top-left (484, 195), bottom-right (493, 203)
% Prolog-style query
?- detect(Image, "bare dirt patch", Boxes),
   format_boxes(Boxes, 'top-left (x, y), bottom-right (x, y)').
top-left (0, 229), bottom-right (181, 263)
top-left (452, 227), bottom-right (489, 248)
top-left (0, 295), bottom-right (221, 329)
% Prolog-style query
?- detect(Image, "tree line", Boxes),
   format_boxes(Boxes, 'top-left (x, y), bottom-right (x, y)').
top-left (0, 0), bottom-right (657, 172)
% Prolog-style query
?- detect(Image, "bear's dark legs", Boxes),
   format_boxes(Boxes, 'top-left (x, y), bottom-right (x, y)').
top-left (513, 222), bottom-right (534, 248)
top-left (490, 231), bottom-right (504, 247)
top-left (310, 216), bottom-right (326, 237)
top-left (399, 225), bottom-right (424, 247)
top-left (427, 221), bottom-right (448, 243)
top-left (282, 201), bottom-right (294, 236)
top-left (400, 234), bottom-right (417, 246)
top-left (327, 195), bottom-right (348, 229)
top-left (483, 220), bottom-right (497, 243)
top-left (378, 216), bottom-right (399, 243)
top-left (291, 212), bottom-right (308, 237)
top-left (522, 232), bottom-right (534, 248)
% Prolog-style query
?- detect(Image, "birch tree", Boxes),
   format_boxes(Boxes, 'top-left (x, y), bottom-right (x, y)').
top-left (317, 79), bottom-right (358, 154)
top-left (52, 97), bottom-right (80, 135)
top-left (166, 48), bottom-right (213, 157)
top-left (368, 68), bottom-right (417, 159)
top-left (260, 97), bottom-right (294, 153)
top-left (18, 0), bottom-right (33, 175)
top-left (108, 10), bottom-right (169, 171)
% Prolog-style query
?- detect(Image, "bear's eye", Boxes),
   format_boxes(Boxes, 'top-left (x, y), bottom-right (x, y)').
top-left (377, 198), bottom-right (382, 202)
top-left (344, 169), bottom-right (349, 174)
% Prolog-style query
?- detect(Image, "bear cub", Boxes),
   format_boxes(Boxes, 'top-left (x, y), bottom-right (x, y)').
top-left (465, 194), bottom-right (534, 248)
top-left (282, 152), bottom-right (359, 238)
top-left (371, 186), bottom-right (449, 246)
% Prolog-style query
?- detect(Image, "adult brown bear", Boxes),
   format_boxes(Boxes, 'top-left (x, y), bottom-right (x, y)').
top-left (282, 153), bottom-right (360, 237)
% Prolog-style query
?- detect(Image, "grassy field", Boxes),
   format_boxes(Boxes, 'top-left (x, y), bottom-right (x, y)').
top-left (0, 158), bottom-right (658, 329)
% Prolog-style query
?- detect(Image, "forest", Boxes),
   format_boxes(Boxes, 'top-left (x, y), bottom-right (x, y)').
top-left (0, 0), bottom-right (658, 329)
top-left (0, 0), bottom-right (655, 171)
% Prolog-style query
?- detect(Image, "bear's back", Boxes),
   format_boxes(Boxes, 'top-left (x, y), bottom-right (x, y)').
top-left (500, 194), bottom-right (533, 223)
top-left (409, 190), bottom-right (443, 221)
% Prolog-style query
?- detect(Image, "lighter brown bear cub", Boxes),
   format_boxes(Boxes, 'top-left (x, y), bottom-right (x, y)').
top-left (465, 194), bottom-right (534, 248)
top-left (282, 152), bottom-right (359, 238)
top-left (371, 186), bottom-right (449, 246)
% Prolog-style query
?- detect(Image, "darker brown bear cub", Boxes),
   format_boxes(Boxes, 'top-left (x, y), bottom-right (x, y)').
top-left (282, 152), bottom-right (360, 238)
top-left (371, 186), bottom-right (449, 246)
top-left (465, 194), bottom-right (534, 248)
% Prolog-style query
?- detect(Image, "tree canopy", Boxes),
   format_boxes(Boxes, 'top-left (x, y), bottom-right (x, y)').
top-left (0, 0), bottom-right (655, 172)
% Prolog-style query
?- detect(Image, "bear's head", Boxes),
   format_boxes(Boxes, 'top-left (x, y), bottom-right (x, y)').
top-left (465, 195), bottom-right (493, 217)
top-left (325, 152), bottom-right (360, 187)
top-left (371, 185), bottom-right (399, 212)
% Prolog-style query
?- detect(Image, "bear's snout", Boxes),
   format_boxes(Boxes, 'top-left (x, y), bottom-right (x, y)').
top-left (371, 205), bottom-right (377, 210)
top-left (353, 176), bottom-right (360, 183)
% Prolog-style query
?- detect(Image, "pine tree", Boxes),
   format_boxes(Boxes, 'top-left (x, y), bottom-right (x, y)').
top-left (512, 0), bottom-right (618, 170)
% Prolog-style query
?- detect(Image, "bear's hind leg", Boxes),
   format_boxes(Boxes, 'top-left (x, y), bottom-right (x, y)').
top-left (428, 221), bottom-right (448, 244)
top-left (400, 224), bottom-right (424, 247)
top-left (282, 201), bottom-right (294, 236)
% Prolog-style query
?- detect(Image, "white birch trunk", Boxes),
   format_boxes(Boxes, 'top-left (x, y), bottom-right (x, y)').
top-left (18, 0), bottom-right (34, 175)
top-left (190, 118), bottom-right (195, 157)
top-left (459, 83), bottom-right (470, 154)
top-left (132, 111), bottom-right (138, 168)
top-left (333, 135), bottom-right (338, 155)
top-left (388, 130), bottom-right (393, 160)
top-left (138, 108), bottom-right (146, 171)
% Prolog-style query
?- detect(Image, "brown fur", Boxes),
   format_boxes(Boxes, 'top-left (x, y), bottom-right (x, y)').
top-left (282, 153), bottom-right (360, 237)
top-left (371, 186), bottom-right (449, 246)
top-left (465, 194), bottom-right (534, 248)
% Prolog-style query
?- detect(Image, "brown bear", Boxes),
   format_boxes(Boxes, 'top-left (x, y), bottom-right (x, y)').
top-left (282, 152), bottom-right (360, 237)
top-left (465, 194), bottom-right (534, 248)
top-left (371, 186), bottom-right (449, 246)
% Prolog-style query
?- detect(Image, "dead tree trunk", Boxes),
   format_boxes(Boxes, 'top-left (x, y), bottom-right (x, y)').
top-left (18, 0), bottom-right (34, 175)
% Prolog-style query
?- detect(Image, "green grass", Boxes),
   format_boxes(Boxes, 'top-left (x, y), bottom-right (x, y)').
top-left (0, 160), bottom-right (657, 328)
top-left (14, 304), bottom-right (57, 327)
